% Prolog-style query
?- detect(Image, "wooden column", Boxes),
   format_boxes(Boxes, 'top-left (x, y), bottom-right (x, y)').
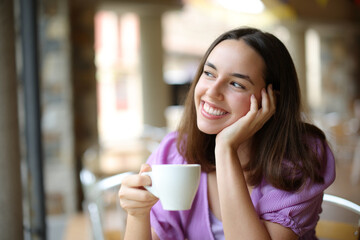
top-left (0, 0), bottom-right (24, 239)
top-left (68, 0), bottom-right (99, 210)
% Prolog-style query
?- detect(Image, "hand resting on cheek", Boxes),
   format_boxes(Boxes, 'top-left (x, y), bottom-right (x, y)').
top-left (215, 84), bottom-right (276, 150)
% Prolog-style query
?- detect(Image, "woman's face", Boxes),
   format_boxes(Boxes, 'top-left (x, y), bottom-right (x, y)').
top-left (194, 39), bottom-right (266, 134)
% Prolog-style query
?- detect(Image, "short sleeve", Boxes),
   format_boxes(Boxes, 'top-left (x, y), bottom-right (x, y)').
top-left (251, 140), bottom-right (336, 237)
top-left (255, 188), bottom-right (324, 236)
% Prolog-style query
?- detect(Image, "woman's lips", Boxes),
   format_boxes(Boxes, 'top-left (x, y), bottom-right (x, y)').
top-left (201, 101), bottom-right (228, 119)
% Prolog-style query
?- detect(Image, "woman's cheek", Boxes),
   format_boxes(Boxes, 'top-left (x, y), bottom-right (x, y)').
top-left (235, 96), bottom-right (252, 119)
top-left (254, 89), bottom-right (263, 108)
top-left (244, 94), bottom-right (253, 110)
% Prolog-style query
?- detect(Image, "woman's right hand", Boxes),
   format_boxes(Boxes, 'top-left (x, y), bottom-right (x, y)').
top-left (118, 164), bottom-right (159, 217)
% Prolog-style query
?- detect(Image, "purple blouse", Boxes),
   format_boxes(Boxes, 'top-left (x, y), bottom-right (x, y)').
top-left (147, 132), bottom-right (336, 240)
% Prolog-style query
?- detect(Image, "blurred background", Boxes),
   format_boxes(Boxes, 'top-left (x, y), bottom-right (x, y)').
top-left (1, 0), bottom-right (360, 239)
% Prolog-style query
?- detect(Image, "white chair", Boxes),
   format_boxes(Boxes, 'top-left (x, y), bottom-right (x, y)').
top-left (316, 193), bottom-right (360, 240)
top-left (80, 169), bottom-right (135, 240)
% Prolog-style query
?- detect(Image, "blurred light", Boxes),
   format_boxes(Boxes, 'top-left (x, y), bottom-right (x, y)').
top-left (306, 29), bottom-right (322, 110)
top-left (213, 0), bottom-right (265, 14)
top-left (273, 26), bottom-right (290, 43)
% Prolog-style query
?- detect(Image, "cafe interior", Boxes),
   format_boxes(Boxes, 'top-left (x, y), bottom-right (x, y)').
top-left (1, 0), bottom-right (360, 239)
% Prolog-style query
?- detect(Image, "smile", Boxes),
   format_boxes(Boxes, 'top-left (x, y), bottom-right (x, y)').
top-left (202, 101), bottom-right (228, 116)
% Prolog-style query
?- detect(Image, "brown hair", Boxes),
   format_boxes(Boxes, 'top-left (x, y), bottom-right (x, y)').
top-left (176, 27), bottom-right (325, 191)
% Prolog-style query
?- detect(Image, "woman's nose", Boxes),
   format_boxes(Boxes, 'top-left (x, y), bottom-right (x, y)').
top-left (206, 79), bottom-right (224, 100)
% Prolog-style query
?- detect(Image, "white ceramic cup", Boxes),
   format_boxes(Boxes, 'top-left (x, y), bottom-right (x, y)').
top-left (142, 164), bottom-right (201, 211)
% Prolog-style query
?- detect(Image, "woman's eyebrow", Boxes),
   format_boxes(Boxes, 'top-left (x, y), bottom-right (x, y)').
top-left (205, 61), bottom-right (217, 70)
top-left (231, 73), bottom-right (254, 85)
top-left (205, 61), bottom-right (254, 85)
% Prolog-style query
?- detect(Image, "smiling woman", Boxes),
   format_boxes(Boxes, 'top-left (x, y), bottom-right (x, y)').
top-left (194, 39), bottom-right (266, 135)
top-left (119, 27), bottom-right (335, 240)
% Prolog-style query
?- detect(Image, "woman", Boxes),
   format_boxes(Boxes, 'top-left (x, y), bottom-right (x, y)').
top-left (119, 27), bottom-right (335, 240)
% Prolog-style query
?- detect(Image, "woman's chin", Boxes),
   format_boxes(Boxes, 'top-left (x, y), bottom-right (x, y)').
top-left (197, 124), bottom-right (221, 135)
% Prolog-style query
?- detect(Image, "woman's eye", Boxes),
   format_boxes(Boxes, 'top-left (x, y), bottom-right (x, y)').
top-left (231, 82), bottom-right (245, 89)
top-left (204, 71), bottom-right (214, 78)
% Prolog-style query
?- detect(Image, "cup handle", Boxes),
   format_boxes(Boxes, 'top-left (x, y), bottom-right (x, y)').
top-left (141, 171), bottom-right (158, 197)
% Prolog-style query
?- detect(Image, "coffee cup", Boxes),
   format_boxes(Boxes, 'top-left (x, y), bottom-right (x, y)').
top-left (142, 164), bottom-right (201, 211)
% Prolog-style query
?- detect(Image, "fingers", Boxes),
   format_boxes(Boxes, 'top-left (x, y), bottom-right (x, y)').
top-left (247, 85), bottom-right (276, 132)
top-left (243, 94), bottom-right (258, 120)
top-left (119, 186), bottom-right (158, 215)
top-left (239, 85), bottom-right (277, 130)
top-left (139, 163), bottom-right (152, 174)
top-left (119, 185), bottom-right (157, 203)
top-left (260, 84), bottom-right (276, 118)
top-left (119, 171), bottom-right (153, 205)
top-left (122, 173), bottom-right (151, 188)
top-left (236, 94), bottom-right (262, 131)
top-left (138, 164), bottom-right (152, 186)
top-left (267, 84), bottom-right (276, 111)
top-left (118, 171), bottom-right (159, 216)
top-left (250, 94), bottom-right (259, 113)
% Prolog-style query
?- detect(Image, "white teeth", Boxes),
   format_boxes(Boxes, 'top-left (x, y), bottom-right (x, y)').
top-left (203, 102), bottom-right (226, 116)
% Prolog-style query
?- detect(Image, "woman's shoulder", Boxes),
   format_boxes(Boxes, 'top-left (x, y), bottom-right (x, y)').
top-left (146, 131), bottom-right (187, 165)
top-left (254, 134), bottom-right (335, 206)
top-left (255, 129), bottom-right (336, 202)
top-left (302, 123), bottom-right (329, 149)
top-left (252, 178), bottom-right (325, 236)
top-left (300, 129), bottom-right (336, 184)
top-left (303, 129), bottom-right (335, 167)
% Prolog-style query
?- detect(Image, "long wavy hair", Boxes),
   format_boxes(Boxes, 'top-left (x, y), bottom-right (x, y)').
top-left (176, 27), bottom-right (326, 191)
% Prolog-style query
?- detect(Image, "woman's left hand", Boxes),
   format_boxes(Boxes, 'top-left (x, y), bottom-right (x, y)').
top-left (216, 84), bottom-right (276, 150)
